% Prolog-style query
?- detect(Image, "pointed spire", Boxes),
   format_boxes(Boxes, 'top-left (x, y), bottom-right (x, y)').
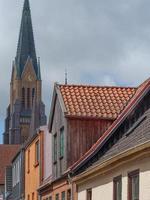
top-left (23, 0), bottom-right (30, 12)
top-left (15, 0), bottom-right (39, 79)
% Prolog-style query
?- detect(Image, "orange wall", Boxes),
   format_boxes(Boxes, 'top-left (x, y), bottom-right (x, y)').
top-left (25, 132), bottom-right (44, 200)
top-left (41, 178), bottom-right (77, 200)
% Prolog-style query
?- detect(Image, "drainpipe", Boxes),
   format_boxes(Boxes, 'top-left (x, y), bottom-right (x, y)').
top-left (68, 173), bottom-right (74, 200)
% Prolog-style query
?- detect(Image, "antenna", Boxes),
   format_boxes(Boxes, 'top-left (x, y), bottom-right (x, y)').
top-left (65, 68), bottom-right (68, 85)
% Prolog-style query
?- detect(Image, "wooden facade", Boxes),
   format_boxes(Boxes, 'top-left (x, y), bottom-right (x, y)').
top-left (67, 118), bottom-right (113, 166)
top-left (50, 93), bottom-right (114, 180)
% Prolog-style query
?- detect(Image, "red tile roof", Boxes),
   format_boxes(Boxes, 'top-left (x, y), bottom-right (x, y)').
top-left (0, 145), bottom-right (20, 185)
top-left (71, 79), bottom-right (150, 171)
top-left (59, 85), bottom-right (136, 119)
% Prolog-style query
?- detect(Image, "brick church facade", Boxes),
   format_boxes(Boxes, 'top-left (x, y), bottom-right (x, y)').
top-left (3, 0), bottom-right (47, 145)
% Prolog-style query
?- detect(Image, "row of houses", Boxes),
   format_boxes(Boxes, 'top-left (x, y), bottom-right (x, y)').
top-left (3, 79), bottom-right (150, 200)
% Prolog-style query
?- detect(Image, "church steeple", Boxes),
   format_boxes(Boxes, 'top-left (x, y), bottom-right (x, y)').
top-left (3, 0), bottom-right (46, 145)
top-left (15, 0), bottom-right (40, 79)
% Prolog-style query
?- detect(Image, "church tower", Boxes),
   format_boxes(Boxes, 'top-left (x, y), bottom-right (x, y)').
top-left (3, 0), bottom-right (47, 144)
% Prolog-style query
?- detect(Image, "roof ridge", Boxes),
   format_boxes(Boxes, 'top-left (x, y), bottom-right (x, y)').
top-left (58, 83), bottom-right (137, 89)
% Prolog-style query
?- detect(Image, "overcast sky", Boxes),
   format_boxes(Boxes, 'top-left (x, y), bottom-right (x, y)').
top-left (0, 0), bottom-right (150, 143)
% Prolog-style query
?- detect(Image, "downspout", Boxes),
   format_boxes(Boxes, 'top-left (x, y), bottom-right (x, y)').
top-left (68, 173), bottom-right (74, 200)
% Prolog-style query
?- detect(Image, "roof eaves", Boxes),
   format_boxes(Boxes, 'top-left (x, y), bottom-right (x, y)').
top-left (73, 140), bottom-right (150, 183)
top-left (65, 114), bottom-right (116, 121)
top-left (48, 83), bottom-right (58, 132)
top-left (48, 83), bottom-right (67, 132)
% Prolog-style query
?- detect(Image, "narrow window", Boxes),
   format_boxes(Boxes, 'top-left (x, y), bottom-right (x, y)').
top-left (27, 88), bottom-right (30, 108)
top-left (27, 150), bottom-right (30, 173)
top-left (60, 127), bottom-right (64, 158)
top-left (22, 87), bottom-right (25, 108)
top-left (54, 134), bottom-right (57, 162)
top-left (35, 140), bottom-right (40, 164)
top-left (61, 191), bottom-right (65, 200)
top-left (113, 175), bottom-right (122, 200)
top-left (128, 170), bottom-right (139, 200)
top-left (54, 164), bottom-right (58, 178)
top-left (32, 193), bottom-right (34, 200)
top-left (87, 189), bottom-right (92, 200)
top-left (28, 195), bottom-right (30, 200)
top-left (55, 194), bottom-right (59, 200)
top-left (67, 189), bottom-right (71, 200)
top-left (32, 88), bottom-right (35, 106)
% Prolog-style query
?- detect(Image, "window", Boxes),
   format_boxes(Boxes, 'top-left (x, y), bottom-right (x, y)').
top-left (60, 159), bottom-right (63, 175)
top-left (27, 150), bottom-right (30, 173)
top-left (22, 87), bottom-right (25, 108)
top-left (49, 197), bottom-right (52, 200)
top-left (55, 194), bottom-right (59, 200)
top-left (61, 191), bottom-right (65, 200)
top-left (54, 134), bottom-right (57, 162)
top-left (32, 88), bottom-right (35, 106)
top-left (113, 176), bottom-right (122, 200)
top-left (28, 195), bottom-right (30, 200)
top-left (35, 140), bottom-right (40, 164)
top-left (32, 193), bottom-right (34, 200)
top-left (86, 189), bottom-right (92, 200)
top-left (60, 127), bottom-right (64, 158)
top-left (128, 170), bottom-right (139, 200)
top-left (27, 88), bottom-right (30, 108)
top-left (67, 189), bottom-right (71, 200)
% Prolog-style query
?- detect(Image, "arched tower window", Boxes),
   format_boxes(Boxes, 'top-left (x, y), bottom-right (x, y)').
top-left (27, 88), bottom-right (30, 108)
top-left (22, 88), bottom-right (25, 108)
top-left (32, 88), bottom-right (35, 106)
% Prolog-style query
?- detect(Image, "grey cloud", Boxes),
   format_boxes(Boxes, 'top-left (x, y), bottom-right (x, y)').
top-left (1, 0), bottom-right (150, 142)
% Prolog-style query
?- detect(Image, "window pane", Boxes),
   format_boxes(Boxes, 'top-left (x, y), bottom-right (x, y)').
top-left (132, 175), bottom-right (139, 200)
top-left (61, 191), bottom-right (65, 200)
top-left (87, 189), bottom-right (92, 200)
top-left (54, 135), bottom-right (57, 161)
top-left (28, 150), bottom-right (30, 172)
top-left (35, 141), bottom-right (40, 163)
top-left (128, 170), bottom-right (139, 200)
top-left (22, 88), bottom-right (25, 107)
top-left (67, 190), bottom-right (71, 200)
top-left (60, 127), bottom-right (64, 157)
top-left (27, 88), bottom-right (30, 108)
top-left (56, 194), bottom-right (59, 200)
top-left (114, 176), bottom-right (122, 200)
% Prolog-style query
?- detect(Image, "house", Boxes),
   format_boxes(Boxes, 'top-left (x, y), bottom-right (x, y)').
top-left (39, 83), bottom-right (136, 199)
top-left (71, 78), bottom-right (150, 200)
top-left (12, 147), bottom-right (25, 200)
top-left (24, 129), bottom-right (44, 200)
top-left (5, 147), bottom-right (25, 200)
top-left (0, 145), bottom-right (20, 200)
top-left (37, 126), bottom-right (52, 200)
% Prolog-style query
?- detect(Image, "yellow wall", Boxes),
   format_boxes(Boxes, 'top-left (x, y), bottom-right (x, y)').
top-left (25, 132), bottom-right (43, 200)
top-left (77, 156), bottom-right (150, 200)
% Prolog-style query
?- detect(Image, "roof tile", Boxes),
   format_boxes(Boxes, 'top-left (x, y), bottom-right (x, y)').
top-left (59, 84), bottom-right (136, 119)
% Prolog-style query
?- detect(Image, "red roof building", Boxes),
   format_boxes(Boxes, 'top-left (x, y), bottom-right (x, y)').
top-left (0, 145), bottom-right (20, 185)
